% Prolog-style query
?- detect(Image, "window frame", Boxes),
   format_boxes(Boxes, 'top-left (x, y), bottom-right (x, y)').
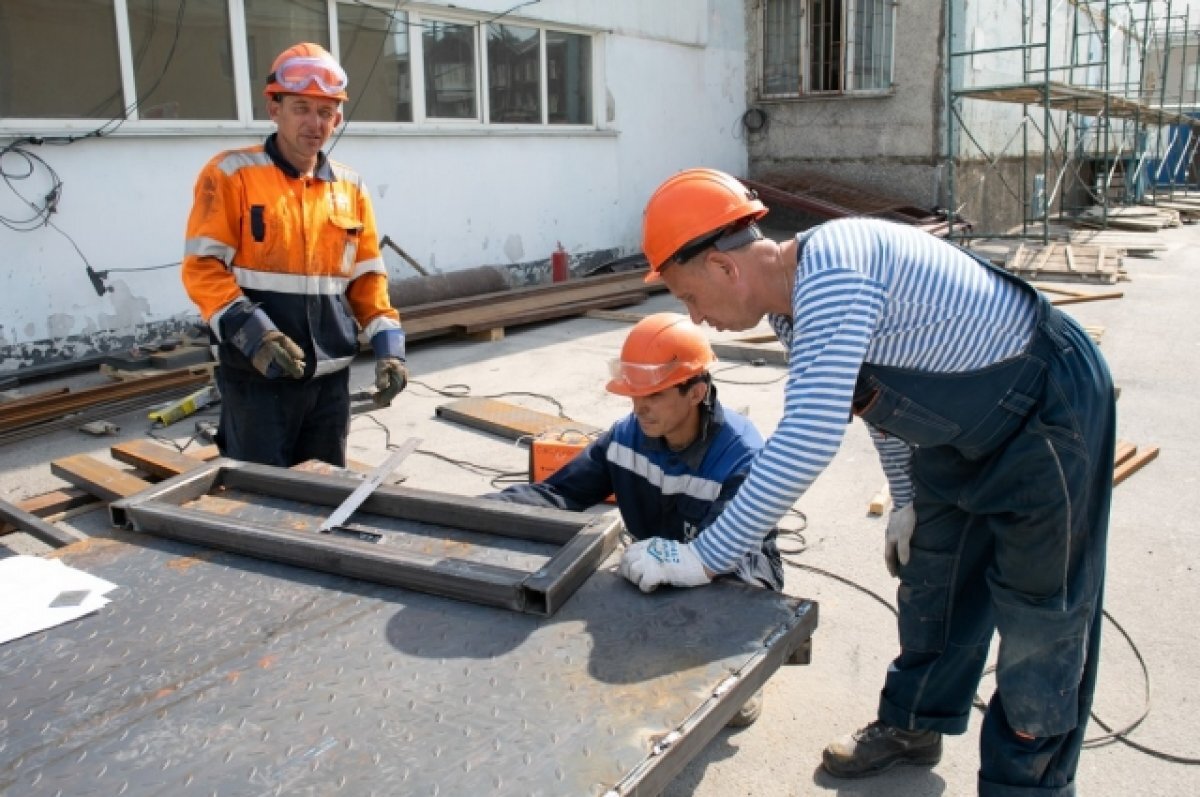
top-left (0, 0), bottom-right (604, 136)
top-left (758, 0), bottom-right (896, 101)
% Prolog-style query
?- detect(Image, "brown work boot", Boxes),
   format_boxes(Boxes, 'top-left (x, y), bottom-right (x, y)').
top-left (822, 719), bottom-right (942, 778)
top-left (726, 689), bottom-right (764, 728)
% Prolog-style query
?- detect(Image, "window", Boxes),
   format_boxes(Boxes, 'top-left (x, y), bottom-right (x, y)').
top-left (424, 20), bottom-right (477, 120)
top-left (338, 2), bottom-right (412, 122)
top-left (245, 0), bottom-right (329, 120)
top-left (488, 23), bottom-right (541, 124)
top-left (0, 0), bottom-right (123, 119)
top-left (547, 31), bottom-right (592, 125)
top-left (762, 0), bottom-right (894, 97)
top-left (0, 1), bottom-right (596, 130)
top-left (128, 0), bottom-right (236, 120)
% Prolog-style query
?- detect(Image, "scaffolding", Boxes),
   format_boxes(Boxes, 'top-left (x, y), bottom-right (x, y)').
top-left (944, 0), bottom-right (1200, 242)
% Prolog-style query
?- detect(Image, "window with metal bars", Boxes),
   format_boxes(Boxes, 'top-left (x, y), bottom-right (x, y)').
top-left (761, 0), bottom-right (894, 97)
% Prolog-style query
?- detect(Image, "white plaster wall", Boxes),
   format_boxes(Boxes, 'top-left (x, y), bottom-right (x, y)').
top-left (0, 0), bottom-right (747, 361)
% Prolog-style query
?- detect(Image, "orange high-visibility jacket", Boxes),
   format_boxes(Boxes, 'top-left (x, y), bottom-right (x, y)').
top-left (183, 135), bottom-right (401, 379)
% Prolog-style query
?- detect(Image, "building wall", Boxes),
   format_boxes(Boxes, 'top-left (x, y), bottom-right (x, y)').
top-left (744, 0), bottom-right (946, 208)
top-left (0, 0), bottom-right (748, 371)
top-left (743, 0), bottom-right (1151, 233)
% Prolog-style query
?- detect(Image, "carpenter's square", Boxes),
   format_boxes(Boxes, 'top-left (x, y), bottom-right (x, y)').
top-left (318, 437), bottom-right (421, 539)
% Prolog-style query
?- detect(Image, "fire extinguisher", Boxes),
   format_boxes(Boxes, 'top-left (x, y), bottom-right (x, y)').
top-left (551, 242), bottom-right (569, 283)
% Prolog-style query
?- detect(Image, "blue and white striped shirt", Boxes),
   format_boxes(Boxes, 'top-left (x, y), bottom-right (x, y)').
top-left (693, 218), bottom-right (1038, 574)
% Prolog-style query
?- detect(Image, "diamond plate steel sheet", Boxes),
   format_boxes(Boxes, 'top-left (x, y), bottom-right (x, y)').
top-left (0, 535), bottom-right (817, 796)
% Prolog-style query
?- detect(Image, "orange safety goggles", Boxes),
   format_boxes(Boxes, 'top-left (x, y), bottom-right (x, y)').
top-left (267, 55), bottom-right (348, 95)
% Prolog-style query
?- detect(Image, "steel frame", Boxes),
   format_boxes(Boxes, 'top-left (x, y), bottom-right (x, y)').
top-left (111, 459), bottom-right (621, 616)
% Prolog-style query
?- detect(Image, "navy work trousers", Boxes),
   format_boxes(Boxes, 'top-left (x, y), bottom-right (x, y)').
top-left (855, 294), bottom-right (1115, 797)
top-left (215, 366), bottom-right (351, 468)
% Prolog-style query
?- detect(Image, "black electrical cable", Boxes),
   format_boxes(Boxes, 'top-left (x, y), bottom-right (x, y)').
top-left (0, 139), bottom-right (63, 232)
top-left (778, 546), bottom-right (1197, 763)
top-left (710, 361), bottom-right (789, 385)
top-left (351, 412), bottom-right (527, 488)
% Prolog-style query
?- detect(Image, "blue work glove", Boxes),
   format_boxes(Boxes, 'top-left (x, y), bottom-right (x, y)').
top-left (225, 301), bottom-right (305, 379)
top-left (619, 537), bottom-right (712, 593)
top-left (884, 503), bottom-right (916, 577)
top-left (370, 328), bottom-right (408, 406)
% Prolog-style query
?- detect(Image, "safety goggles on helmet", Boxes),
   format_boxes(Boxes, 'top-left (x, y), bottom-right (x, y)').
top-left (607, 357), bottom-right (695, 392)
top-left (268, 55), bottom-right (348, 95)
top-left (668, 221), bottom-right (764, 266)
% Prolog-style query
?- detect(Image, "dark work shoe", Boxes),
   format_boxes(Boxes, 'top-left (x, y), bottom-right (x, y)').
top-left (821, 720), bottom-right (942, 778)
top-left (726, 689), bottom-right (764, 728)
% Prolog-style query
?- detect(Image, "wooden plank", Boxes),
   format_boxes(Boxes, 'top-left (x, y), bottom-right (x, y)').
top-left (868, 484), bottom-right (890, 516)
top-left (1114, 440), bottom-right (1137, 468)
top-left (1114, 445), bottom-right (1160, 486)
top-left (50, 454), bottom-right (153, 503)
top-left (110, 439), bottom-right (210, 480)
top-left (0, 487), bottom-right (97, 536)
top-left (1050, 290), bottom-right (1124, 306)
top-left (435, 398), bottom-right (601, 444)
top-left (584, 309), bottom-right (649, 323)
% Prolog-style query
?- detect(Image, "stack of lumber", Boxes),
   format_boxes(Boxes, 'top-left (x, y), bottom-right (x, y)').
top-left (970, 241), bottom-right (1126, 284)
top-left (1069, 206), bottom-right (1181, 231)
top-left (1146, 196), bottom-right (1200, 222)
top-left (400, 270), bottom-right (665, 343)
top-left (1067, 228), bottom-right (1167, 257)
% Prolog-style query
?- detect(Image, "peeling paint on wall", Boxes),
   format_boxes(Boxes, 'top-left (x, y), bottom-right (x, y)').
top-left (0, 315), bottom-right (199, 374)
top-left (503, 235), bottom-right (526, 263)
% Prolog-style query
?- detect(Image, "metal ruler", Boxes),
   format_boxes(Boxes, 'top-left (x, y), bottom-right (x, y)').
top-left (318, 436), bottom-right (420, 534)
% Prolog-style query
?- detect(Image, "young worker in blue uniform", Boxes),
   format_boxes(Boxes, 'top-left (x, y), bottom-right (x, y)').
top-left (621, 168), bottom-right (1116, 796)
top-left (491, 312), bottom-right (783, 593)
top-left (489, 312), bottom-right (783, 725)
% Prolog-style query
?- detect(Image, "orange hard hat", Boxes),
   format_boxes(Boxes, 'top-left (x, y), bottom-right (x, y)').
top-left (606, 312), bottom-right (717, 397)
top-left (264, 42), bottom-right (349, 102)
top-left (641, 168), bottom-right (768, 274)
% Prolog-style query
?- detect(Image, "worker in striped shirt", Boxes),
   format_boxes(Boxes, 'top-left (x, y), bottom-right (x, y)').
top-left (620, 168), bottom-right (1115, 797)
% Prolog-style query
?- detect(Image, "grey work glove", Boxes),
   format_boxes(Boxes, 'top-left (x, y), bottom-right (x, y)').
top-left (250, 330), bottom-right (306, 379)
top-left (884, 503), bottom-right (916, 578)
top-left (374, 357), bottom-right (409, 405)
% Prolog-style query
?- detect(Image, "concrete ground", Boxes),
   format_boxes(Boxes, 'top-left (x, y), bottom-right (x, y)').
top-left (3, 221), bottom-right (1198, 795)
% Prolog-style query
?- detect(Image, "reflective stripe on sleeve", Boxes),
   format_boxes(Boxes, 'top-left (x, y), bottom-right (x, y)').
top-left (351, 255), bottom-right (387, 280)
top-left (361, 315), bottom-right (402, 341)
top-left (185, 236), bottom-right (236, 264)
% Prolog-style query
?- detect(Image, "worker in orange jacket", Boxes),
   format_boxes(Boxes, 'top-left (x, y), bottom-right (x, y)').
top-left (183, 42), bottom-right (406, 468)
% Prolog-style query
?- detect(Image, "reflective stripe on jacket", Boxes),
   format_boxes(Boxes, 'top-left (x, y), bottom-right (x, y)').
top-left (182, 134), bottom-right (400, 379)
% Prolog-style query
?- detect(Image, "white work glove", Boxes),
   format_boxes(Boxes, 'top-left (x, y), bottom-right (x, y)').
top-left (884, 503), bottom-right (917, 577)
top-left (619, 537), bottom-right (712, 593)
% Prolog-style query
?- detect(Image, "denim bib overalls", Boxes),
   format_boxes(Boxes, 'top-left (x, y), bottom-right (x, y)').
top-left (851, 252), bottom-right (1116, 796)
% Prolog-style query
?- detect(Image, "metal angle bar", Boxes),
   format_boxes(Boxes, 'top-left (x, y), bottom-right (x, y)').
top-left (0, 497), bottom-right (85, 548)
